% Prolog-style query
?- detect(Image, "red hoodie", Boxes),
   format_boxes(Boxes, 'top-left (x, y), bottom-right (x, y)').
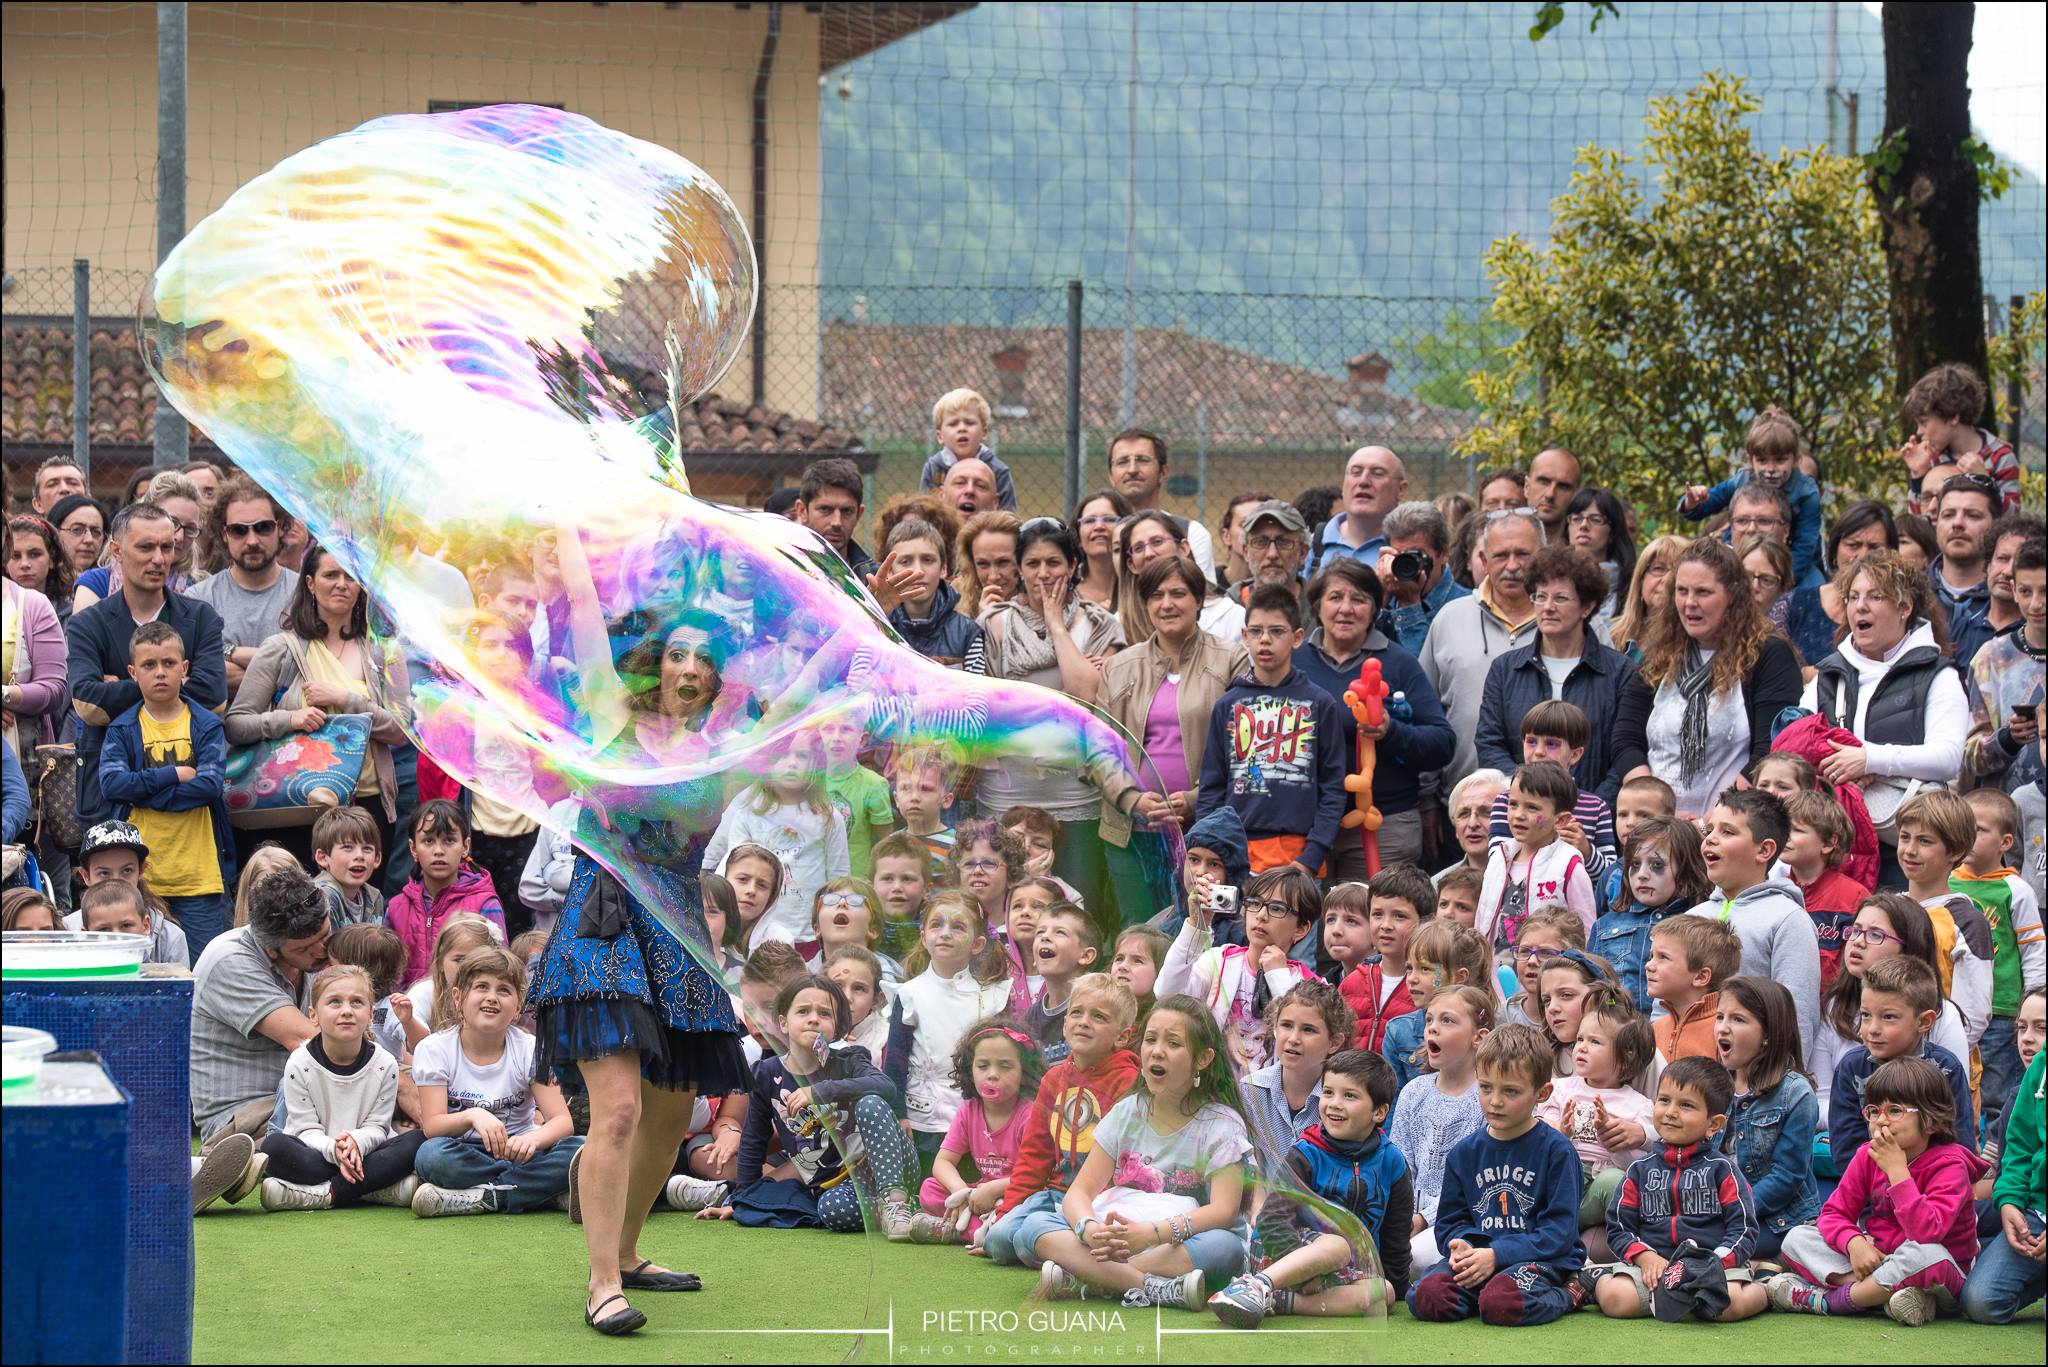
top-left (993, 1047), bottom-right (1140, 1218)
top-left (1338, 957), bottom-right (1413, 1053)
top-left (388, 862), bottom-right (508, 985)
top-left (1796, 866), bottom-right (1869, 989)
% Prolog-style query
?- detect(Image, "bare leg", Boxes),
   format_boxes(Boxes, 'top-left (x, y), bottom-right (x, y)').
top-left (620, 1081), bottom-right (696, 1275)
top-left (1594, 1276), bottom-right (1644, 1318)
top-left (578, 1053), bottom-right (646, 1317)
top-left (1717, 1282), bottom-right (1769, 1322)
top-left (1847, 1276), bottom-right (1891, 1309)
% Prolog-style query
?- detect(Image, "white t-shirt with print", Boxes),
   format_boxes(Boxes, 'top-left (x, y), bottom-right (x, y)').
top-left (411, 1025), bottom-right (539, 1137)
top-left (1089, 1095), bottom-right (1254, 1232)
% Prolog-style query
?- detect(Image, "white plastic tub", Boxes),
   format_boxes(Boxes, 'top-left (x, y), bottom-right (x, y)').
top-left (1, 930), bottom-right (150, 980)
top-left (1, 1025), bottom-right (59, 1091)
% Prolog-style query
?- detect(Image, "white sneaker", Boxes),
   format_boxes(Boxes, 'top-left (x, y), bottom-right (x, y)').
top-left (1039, 1262), bottom-right (1089, 1301)
top-left (359, 1176), bottom-right (418, 1208)
top-left (1886, 1286), bottom-right (1937, 1326)
top-left (411, 1183), bottom-right (495, 1218)
top-left (664, 1175), bottom-right (729, 1211)
top-left (258, 1178), bottom-right (333, 1212)
top-left (881, 1193), bottom-right (917, 1242)
top-left (1125, 1269), bottom-right (1206, 1310)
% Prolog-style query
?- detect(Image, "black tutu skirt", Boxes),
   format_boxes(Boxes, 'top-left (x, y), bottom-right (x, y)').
top-left (535, 996), bottom-right (750, 1098)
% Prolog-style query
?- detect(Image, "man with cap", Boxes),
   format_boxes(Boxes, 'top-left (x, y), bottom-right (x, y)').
top-left (62, 819), bottom-right (192, 968)
top-left (1314, 446), bottom-right (1408, 574)
top-left (1223, 501), bottom-right (1310, 612)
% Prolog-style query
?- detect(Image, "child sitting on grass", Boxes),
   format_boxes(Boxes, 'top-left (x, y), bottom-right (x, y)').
top-left (328, 922), bottom-right (410, 1067)
top-left (1962, 1017), bottom-right (2046, 1325)
top-left (1243, 980), bottom-right (1355, 1153)
top-left (397, 912), bottom-right (500, 1049)
top-left (1035, 994), bottom-right (1254, 1309)
top-left (1825, 955), bottom-right (1975, 1160)
top-left (255, 964), bottom-right (425, 1210)
top-left (983, 974), bottom-right (1141, 1264)
top-left (1772, 1056), bottom-right (1989, 1325)
top-left (1592, 1056), bottom-right (1768, 1323)
top-left (1389, 985), bottom-right (1495, 1270)
top-left (885, 892), bottom-right (1015, 1160)
top-left (1541, 988), bottom-right (1657, 1258)
top-left (410, 945), bottom-right (582, 1217)
top-left (1405, 1024), bottom-right (1587, 1327)
top-left (711, 973), bottom-right (935, 1240)
top-left (1211, 1049), bottom-right (1412, 1326)
top-left (1716, 976), bottom-right (1820, 1260)
top-left (920, 1019), bottom-right (1044, 1243)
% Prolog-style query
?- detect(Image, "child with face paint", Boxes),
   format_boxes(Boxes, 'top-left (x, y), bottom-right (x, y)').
top-left (1590, 818), bottom-right (1712, 1015)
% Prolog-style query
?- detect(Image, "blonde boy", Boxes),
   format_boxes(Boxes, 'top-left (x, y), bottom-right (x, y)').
top-left (917, 388), bottom-right (1015, 511)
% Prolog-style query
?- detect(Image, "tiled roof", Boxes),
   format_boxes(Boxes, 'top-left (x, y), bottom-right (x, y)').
top-left (819, 320), bottom-right (1478, 452)
top-left (0, 324), bottom-right (861, 463)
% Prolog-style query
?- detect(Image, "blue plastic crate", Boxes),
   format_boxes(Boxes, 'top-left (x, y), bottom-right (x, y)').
top-left (4, 976), bottom-right (194, 1364)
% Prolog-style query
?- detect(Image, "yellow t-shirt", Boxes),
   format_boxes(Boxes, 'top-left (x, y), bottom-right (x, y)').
top-left (303, 640), bottom-right (379, 797)
top-left (131, 705), bottom-right (224, 896)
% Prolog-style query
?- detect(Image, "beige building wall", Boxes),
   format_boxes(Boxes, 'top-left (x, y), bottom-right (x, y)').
top-left (3, 1), bottom-right (821, 417)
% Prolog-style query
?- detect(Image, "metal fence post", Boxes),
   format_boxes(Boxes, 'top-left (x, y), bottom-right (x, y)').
top-left (73, 259), bottom-right (91, 481)
top-left (1065, 279), bottom-right (1083, 517)
top-left (154, 1), bottom-right (189, 468)
top-left (2009, 294), bottom-right (2025, 452)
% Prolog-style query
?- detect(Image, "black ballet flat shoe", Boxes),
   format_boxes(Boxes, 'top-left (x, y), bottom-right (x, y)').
top-left (622, 1259), bottom-right (703, 1292)
top-left (586, 1293), bottom-right (647, 1336)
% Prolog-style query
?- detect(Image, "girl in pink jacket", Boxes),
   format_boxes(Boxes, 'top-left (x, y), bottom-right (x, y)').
top-left (386, 799), bottom-right (507, 985)
top-left (1769, 1056), bottom-right (1989, 1326)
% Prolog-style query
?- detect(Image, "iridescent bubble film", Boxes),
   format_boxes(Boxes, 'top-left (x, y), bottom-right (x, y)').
top-left (144, 104), bottom-right (1375, 1323)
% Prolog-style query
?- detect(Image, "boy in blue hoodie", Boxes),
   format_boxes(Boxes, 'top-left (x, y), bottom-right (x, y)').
top-left (916, 388), bottom-right (1017, 511)
top-left (1210, 1049), bottom-right (1413, 1326)
top-left (1407, 1023), bottom-right (1587, 1326)
top-left (1678, 406), bottom-right (1822, 587)
top-left (1197, 584), bottom-right (1348, 879)
top-left (94, 620), bottom-right (236, 960)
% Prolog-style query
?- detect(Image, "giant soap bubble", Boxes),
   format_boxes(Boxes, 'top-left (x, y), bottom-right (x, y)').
top-left (144, 104), bottom-right (1377, 1327)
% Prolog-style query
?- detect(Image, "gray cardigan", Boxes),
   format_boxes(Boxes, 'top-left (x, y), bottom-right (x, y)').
top-left (225, 631), bottom-right (409, 822)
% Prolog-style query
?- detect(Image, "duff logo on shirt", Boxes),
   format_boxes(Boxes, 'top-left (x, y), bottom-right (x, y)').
top-left (1227, 699), bottom-right (1317, 795)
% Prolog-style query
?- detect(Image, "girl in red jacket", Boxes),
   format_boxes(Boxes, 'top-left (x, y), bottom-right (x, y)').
top-left (1769, 1056), bottom-right (1990, 1325)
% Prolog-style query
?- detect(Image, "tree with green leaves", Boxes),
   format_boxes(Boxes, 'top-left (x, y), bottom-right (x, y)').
top-left (1460, 74), bottom-right (1896, 524)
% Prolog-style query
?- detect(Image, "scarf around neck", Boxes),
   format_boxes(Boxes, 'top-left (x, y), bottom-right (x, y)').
top-left (1676, 642), bottom-right (1715, 784)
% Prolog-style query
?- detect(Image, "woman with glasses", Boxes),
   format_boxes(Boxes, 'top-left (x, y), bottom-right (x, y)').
top-left (1738, 532), bottom-right (1796, 638)
top-left (72, 469), bottom-right (207, 613)
top-left (1779, 502), bottom-right (1898, 678)
top-left (1118, 510), bottom-right (1243, 644)
top-left (978, 517), bottom-right (1127, 907)
top-left (1812, 893), bottom-right (1968, 1134)
top-left (1801, 551), bottom-right (1977, 889)
top-left (1610, 533), bottom-right (1688, 662)
top-left (44, 493), bottom-right (107, 589)
top-left (1563, 487), bottom-right (1636, 631)
top-left (1071, 489), bottom-right (1132, 612)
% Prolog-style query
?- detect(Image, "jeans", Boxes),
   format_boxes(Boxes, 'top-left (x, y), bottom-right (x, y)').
top-left (1976, 1016), bottom-right (2023, 1146)
top-left (261, 1129), bottom-right (425, 1206)
top-left (1961, 1210), bottom-right (2046, 1324)
top-left (165, 892), bottom-right (231, 964)
top-left (414, 1132), bottom-right (583, 1212)
top-left (984, 1189), bottom-right (1065, 1266)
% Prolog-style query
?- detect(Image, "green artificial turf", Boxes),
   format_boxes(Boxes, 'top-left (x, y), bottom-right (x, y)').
top-left (194, 1204), bottom-right (2043, 1364)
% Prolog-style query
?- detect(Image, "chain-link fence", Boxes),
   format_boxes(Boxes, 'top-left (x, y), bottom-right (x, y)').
top-left (4, 2), bottom-right (2043, 517)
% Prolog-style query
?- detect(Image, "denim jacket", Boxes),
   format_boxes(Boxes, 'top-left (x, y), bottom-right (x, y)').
top-left (1589, 896), bottom-right (1690, 1016)
top-left (1380, 1008), bottom-right (1426, 1119)
top-left (1724, 1069), bottom-right (1821, 1239)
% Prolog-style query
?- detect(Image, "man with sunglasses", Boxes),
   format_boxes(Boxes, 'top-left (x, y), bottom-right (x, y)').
top-left (187, 477), bottom-right (299, 693)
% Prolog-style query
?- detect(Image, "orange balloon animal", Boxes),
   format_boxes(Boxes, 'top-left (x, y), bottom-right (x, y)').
top-left (1341, 656), bottom-right (1390, 877)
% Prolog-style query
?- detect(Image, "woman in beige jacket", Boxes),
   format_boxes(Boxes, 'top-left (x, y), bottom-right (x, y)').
top-left (1097, 555), bottom-right (1249, 924)
top-left (226, 542), bottom-right (409, 861)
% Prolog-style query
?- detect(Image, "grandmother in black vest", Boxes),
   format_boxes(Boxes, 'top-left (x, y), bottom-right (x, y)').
top-left (1801, 549), bottom-right (1974, 890)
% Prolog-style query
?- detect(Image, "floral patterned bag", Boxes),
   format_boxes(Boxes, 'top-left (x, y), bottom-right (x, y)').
top-left (224, 714), bottom-right (370, 828)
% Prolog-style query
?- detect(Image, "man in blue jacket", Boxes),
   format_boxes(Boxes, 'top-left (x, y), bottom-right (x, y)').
top-left (1293, 558), bottom-right (1455, 875)
top-left (65, 502), bottom-right (227, 830)
top-left (1198, 583), bottom-right (1348, 878)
